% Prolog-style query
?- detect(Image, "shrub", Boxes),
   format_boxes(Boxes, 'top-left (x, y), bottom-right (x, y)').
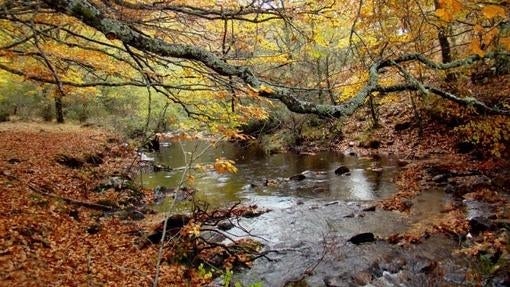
top-left (455, 116), bottom-right (510, 157)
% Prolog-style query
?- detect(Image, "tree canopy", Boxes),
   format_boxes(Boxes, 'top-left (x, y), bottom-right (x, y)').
top-left (0, 0), bottom-right (509, 129)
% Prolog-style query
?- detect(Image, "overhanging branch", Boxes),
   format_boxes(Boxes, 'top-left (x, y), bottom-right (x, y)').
top-left (2, 0), bottom-right (509, 118)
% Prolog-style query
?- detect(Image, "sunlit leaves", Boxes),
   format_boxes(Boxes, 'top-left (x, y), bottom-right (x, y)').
top-left (213, 158), bottom-right (237, 174)
top-left (181, 221), bottom-right (201, 238)
top-left (469, 40), bottom-right (485, 57)
top-left (455, 116), bottom-right (510, 157)
top-left (481, 5), bottom-right (507, 19)
top-left (435, 0), bottom-right (464, 22)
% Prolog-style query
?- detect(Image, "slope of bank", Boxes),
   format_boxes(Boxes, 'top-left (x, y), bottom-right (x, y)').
top-left (0, 122), bottom-right (209, 286)
top-left (329, 75), bottom-right (510, 285)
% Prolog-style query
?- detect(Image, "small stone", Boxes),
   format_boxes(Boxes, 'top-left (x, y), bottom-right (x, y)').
top-left (432, 174), bottom-right (448, 183)
top-left (368, 140), bottom-right (381, 149)
top-left (348, 141), bottom-right (356, 147)
top-left (217, 220), bottom-right (235, 231)
top-left (335, 165), bottom-right (350, 175)
top-left (363, 205), bottom-right (377, 212)
top-left (325, 201), bottom-right (339, 206)
top-left (397, 159), bottom-right (410, 167)
top-left (344, 148), bottom-right (357, 156)
top-left (469, 216), bottom-right (494, 235)
top-left (296, 200), bottom-right (304, 205)
top-left (380, 256), bottom-right (406, 273)
top-left (348, 232), bottom-right (376, 245)
top-left (289, 174), bottom-right (306, 181)
top-left (86, 224), bottom-right (101, 235)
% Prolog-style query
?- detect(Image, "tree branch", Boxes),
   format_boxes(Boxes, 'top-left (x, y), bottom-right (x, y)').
top-left (3, 0), bottom-right (510, 118)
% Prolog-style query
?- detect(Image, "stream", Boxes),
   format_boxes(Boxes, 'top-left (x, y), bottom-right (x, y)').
top-left (139, 141), bottom-right (471, 287)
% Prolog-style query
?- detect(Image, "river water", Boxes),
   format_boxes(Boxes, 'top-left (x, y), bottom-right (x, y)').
top-left (139, 141), bottom-right (470, 286)
top-left (139, 141), bottom-right (399, 206)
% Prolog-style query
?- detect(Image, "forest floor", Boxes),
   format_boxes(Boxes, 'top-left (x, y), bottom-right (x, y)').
top-left (0, 122), bottom-right (213, 286)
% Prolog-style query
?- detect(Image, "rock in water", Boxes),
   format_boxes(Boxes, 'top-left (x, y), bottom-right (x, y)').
top-left (335, 165), bottom-right (350, 175)
top-left (289, 173), bottom-right (306, 181)
top-left (469, 216), bottom-right (494, 235)
top-left (348, 232), bottom-right (376, 244)
top-left (363, 205), bottom-right (377, 212)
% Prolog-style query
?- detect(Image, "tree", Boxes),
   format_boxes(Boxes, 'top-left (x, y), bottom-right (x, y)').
top-left (0, 0), bottom-right (509, 128)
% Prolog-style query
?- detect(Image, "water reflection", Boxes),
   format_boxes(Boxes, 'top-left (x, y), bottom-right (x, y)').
top-left (138, 141), bottom-right (399, 208)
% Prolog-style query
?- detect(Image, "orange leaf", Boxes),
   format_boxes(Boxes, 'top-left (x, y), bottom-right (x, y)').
top-left (501, 37), bottom-right (510, 51)
top-left (469, 40), bottom-right (485, 57)
top-left (482, 5), bottom-right (507, 19)
top-left (435, 8), bottom-right (453, 22)
top-left (473, 24), bottom-right (484, 34)
top-left (483, 28), bottom-right (499, 46)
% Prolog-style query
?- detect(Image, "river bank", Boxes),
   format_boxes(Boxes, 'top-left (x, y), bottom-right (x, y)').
top-left (1, 117), bottom-right (509, 286)
top-left (0, 122), bottom-right (213, 286)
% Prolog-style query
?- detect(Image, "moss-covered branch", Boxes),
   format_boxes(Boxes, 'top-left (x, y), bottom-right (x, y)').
top-left (3, 0), bottom-right (509, 117)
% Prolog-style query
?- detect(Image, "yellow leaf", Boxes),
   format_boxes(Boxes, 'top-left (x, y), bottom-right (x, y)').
top-left (500, 37), bottom-right (510, 51)
top-left (469, 40), bottom-right (485, 57)
top-left (435, 8), bottom-right (453, 22)
top-left (483, 28), bottom-right (499, 46)
top-left (482, 5), bottom-right (507, 19)
top-left (187, 222), bottom-right (201, 238)
top-left (474, 24), bottom-right (484, 34)
top-left (259, 84), bottom-right (274, 94)
top-left (186, 174), bottom-right (195, 186)
top-left (436, 0), bottom-right (463, 22)
top-left (213, 158), bottom-right (237, 174)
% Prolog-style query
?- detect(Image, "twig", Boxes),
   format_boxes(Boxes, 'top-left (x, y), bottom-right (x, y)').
top-left (27, 183), bottom-right (116, 211)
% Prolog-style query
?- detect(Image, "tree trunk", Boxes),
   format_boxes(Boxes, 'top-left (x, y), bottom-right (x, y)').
top-left (434, 0), bottom-right (456, 82)
top-left (496, 21), bottom-right (510, 75)
top-left (55, 94), bottom-right (64, 123)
